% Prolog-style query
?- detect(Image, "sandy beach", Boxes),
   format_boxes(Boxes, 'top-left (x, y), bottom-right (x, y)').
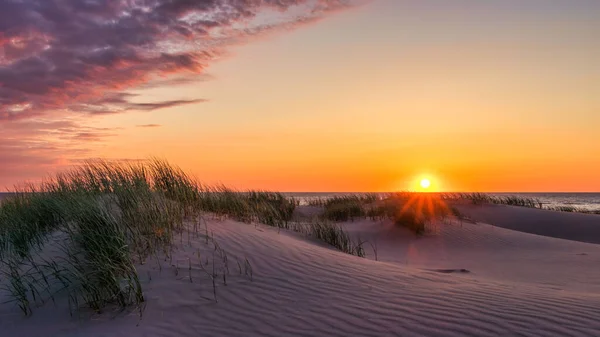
top-left (2, 0), bottom-right (599, 335)
top-left (3, 203), bottom-right (600, 337)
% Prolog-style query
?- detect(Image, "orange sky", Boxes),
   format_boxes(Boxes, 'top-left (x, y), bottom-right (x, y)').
top-left (1, 1), bottom-right (599, 192)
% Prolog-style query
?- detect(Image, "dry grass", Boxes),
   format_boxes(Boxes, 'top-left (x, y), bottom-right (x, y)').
top-left (443, 193), bottom-right (600, 215)
top-left (0, 159), bottom-right (365, 317)
top-left (546, 205), bottom-right (600, 214)
top-left (307, 192), bottom-right (458, 235)
top-left (296, 221), bottom-right (366, 257)
top-left (443, 193), bottom-right (541, 208)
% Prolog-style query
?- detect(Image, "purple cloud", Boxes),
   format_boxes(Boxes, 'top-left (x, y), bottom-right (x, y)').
top-left (0, 0), bottom-right (351, 120)
top-left (70, 92), bottom-right (208, 115)
top-left (0, 0), bottom-right (354, 187)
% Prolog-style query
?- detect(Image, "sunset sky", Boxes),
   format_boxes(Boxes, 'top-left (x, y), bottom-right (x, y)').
top-left (1, 0), bottom-right (599, 192)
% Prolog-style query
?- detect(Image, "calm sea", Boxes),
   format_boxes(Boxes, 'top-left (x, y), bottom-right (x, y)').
top-left (1, 192), bottom-right (599, 212)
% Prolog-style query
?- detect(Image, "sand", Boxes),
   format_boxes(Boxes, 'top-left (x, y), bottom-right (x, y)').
top-left (454, 203), bottom-right (600, 244)
top-left (2, 206), bottom-right (600, 336)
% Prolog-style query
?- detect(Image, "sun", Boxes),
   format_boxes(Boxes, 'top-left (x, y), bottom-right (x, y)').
top-left (420, 179), bottom-right (431, 189)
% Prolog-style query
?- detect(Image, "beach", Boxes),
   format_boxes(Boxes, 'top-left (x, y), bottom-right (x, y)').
top-left (2, 198), bottom-right (600, 337)
top-left (2, 1), bottom-right (598, 335)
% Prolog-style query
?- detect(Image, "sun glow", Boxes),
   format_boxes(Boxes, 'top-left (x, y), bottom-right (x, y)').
top-left (420, 178), bottom-right (431, 189)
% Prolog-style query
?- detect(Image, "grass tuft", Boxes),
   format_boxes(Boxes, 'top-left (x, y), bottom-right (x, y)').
top-left (0, 158), bottom-right (366, 317)
top-left (443, 193), bottom-right (541, 208)
top-left (309, 192), bottom-right (455, 235)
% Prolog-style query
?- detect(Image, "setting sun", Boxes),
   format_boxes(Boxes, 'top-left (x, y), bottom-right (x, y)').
top-left (420, 179), bottom-right (431, 189)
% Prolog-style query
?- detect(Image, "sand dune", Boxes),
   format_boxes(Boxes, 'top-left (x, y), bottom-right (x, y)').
top-left (454, 203), bottom-right (600, 244)
top-left (3, 210), bottom-right (600, 336)
top-left (343, 216), bottom-right (600, 294)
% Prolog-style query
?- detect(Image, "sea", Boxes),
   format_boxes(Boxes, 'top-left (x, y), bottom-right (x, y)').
top-left (1, 192), bottom-right (600, 212)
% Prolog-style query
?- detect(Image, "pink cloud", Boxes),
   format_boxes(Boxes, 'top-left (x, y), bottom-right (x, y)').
top-left (0, 0), bottom-right (356, 187)
top-left (0, 0), bottom-right (352, 119)
top-left (0, 119), bottom-right (120, 188)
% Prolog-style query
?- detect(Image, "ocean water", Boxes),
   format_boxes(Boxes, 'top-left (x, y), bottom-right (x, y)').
top-left (2, 192), bottom-right (600, 212)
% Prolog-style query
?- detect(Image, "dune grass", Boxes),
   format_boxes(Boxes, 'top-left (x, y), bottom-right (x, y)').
top-left (198, 188), bottom-right (296, 228)
top-left (376, 193), bottom-right (456, 234)
top-left (308, 192), bottom-right (457, 235)
top-left (316, 194), bottom-right (377, 222)
top-left (444, 193), bottom-right (541, 208)
top-left (0, 159), bottom-right (366, 316)
top-left (546, 205), bottom-right (600, 214)
top-left (0, 192), bottom-right (145, 316)
top-left (0, 160), bottom-right (195, 316)
top-left (444, 193), bottom-right (600, 215)
top-left (296, 220), bottom-right (366, 257)
top-left (547, 205), bottom-right (578, 212)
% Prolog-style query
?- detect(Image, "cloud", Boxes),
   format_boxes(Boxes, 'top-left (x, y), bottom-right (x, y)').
top-left (137, 124), bottom-right (162, 128)
top-left (0, 0), bottom-right (352, 120)
top-left (70, 92), bottom-right (208, 115)
top-left (137, 73), bottom-right (215, 89)
top-left (0, 0), bottom-right (356, 188)
top-left (70, 131), bottom-right (116, 142)
top-left (0, 119), bottom-right (121, 187)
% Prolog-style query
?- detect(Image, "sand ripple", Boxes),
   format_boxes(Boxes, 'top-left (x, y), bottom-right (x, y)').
top-left (2, 217), bottom-right (600, 336)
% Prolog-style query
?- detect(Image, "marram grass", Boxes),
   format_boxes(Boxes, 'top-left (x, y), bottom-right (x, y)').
top-left (0, 159), bottom-right (364, 317)
top-left (442, 193), bottom-right (542, 208)
top-left (312, 192), bottom-right (459, 235)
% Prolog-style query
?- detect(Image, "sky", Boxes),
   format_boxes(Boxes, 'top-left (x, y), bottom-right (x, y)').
top-left (1, 0), bottom-right (599, 192)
